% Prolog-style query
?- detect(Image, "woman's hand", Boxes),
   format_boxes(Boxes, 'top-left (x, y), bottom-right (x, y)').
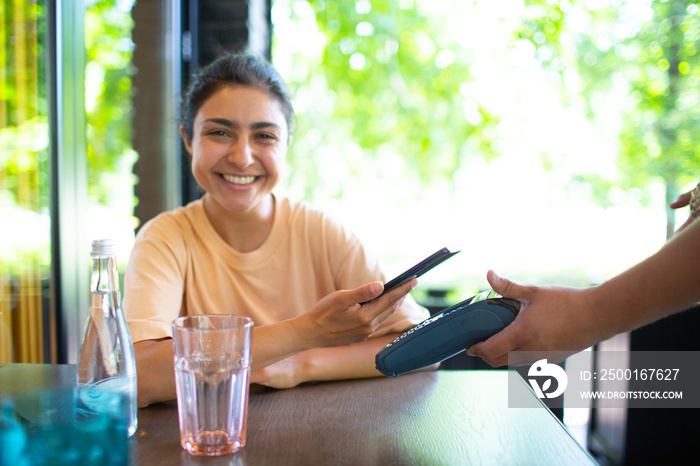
top-left (299, 278), bottom-right (418, 349)
top-left (250, 278), bottom-right (418, 372)
top-left (250, 352), bottom-right (309, 389)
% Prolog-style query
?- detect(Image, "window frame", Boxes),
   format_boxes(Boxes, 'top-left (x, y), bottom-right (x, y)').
top-left (48, 0), bottom-right (89, 364)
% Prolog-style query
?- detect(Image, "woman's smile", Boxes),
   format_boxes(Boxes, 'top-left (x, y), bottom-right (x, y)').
top-left (218, 173), bottom-right (265, 192)
top-left (221, 174), bottom-right (258, 185)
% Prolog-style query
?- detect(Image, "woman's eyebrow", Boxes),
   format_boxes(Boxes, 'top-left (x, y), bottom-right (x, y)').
top-left (201, 118), bottom-right (280, 131)
top-left (251, 121), bottom-right (282, 131)
top-left (202, 118), bottom-right (237, 128)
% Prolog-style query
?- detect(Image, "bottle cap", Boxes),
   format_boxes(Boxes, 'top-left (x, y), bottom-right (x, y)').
top-left (91, 239), bottom-right (118, 257)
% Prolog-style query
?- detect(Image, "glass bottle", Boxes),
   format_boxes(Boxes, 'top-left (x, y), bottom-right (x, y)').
top-left (76, 239), bottom-right (138, 436)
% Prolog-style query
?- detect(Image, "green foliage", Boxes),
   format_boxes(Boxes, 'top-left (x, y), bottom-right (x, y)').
top-left (85, 0), bottom-right (135, 206)
top-left (0, 119), bottom-right (49, 203)
top-left (277, 0), bottom-right (700, 233)
top-left (275, 0), bottom-right (500, 200)
top-left (0, 1), bottom-right (47, 126)
top-left (617, 2), bottom-right (700, 201)
top-left (1, 0), bottom-right (135, 211)
top-left (0, 1), bottom-right (50, 271)
top-left (0, 1), bottom-right (48, 211)
top-left (518, 0), bottom-right (700, 230)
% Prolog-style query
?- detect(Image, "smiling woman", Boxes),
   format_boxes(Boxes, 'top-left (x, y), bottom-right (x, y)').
top-left (122, 53), bottom-right (430, 407)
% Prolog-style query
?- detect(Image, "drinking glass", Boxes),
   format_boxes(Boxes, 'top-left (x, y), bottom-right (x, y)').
top-left (172, 315), bottom-right (253, 456)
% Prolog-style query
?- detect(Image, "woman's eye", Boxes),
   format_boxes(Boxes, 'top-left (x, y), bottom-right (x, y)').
top-left (209, 130), bottom-right (228, 137)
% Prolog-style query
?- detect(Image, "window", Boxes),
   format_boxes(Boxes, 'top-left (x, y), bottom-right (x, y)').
top-left (0, 0), bottom-right (142, 364)
top-left (85, 0), bottom-right (138, 255)
top-left (0, 0), bottom-right (51, 364)
top-left (271, 0), bottom-right (700, 301)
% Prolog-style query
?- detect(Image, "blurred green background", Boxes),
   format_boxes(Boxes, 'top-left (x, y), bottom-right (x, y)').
top-left (2, 0), bottom-right (699, 306)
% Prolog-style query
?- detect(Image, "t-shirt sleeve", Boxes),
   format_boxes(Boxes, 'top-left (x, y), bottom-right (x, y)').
top-left (321, 212), bottom-right (429, 337)
top-left (123, 216), bottom-right (188, 343)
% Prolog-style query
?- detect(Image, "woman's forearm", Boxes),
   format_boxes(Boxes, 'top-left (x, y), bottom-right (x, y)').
top-left (251, 332), bottom-right (440, 388)
top-left (251, 333), bottom-right (409, 388)
top-left (299, 333), bottom-right (399, 382)
top-left (249, 319), bottom-right (313, 372)
top-left (134, 338), bottom-right (177, 407)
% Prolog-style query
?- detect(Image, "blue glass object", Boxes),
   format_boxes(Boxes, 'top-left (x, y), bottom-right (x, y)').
top-left (0, 387), bottom-right (128, 465)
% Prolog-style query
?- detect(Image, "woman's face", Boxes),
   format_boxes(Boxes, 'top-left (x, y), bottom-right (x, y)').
top-left (182, 85), bottom-right (289, 217)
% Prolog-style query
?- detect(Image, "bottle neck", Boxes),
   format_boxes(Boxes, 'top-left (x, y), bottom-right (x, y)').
top-left (91, 256), bottom-right (120, 294)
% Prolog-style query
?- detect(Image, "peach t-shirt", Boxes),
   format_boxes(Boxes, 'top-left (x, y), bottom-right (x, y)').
top-left (123, 196), bottom-right (428, 342)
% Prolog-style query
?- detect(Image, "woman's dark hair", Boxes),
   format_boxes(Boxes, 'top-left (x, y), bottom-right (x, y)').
top-left (180, 53), bottom-right (296, 142)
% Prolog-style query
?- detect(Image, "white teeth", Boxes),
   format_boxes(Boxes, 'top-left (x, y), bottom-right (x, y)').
top-left (222, 174), bottom-right (256, 185)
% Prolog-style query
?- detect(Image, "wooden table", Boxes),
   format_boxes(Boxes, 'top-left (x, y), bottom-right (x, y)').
top-left (0, 364), bottom-right (596, 465)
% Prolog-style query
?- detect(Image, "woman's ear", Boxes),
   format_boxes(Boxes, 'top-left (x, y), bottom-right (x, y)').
top-left (179, 125), bottom-right (193, 155)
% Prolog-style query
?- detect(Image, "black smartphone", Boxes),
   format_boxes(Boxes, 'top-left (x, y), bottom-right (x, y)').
top-left (362, 245), bottom-right (462, 304)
